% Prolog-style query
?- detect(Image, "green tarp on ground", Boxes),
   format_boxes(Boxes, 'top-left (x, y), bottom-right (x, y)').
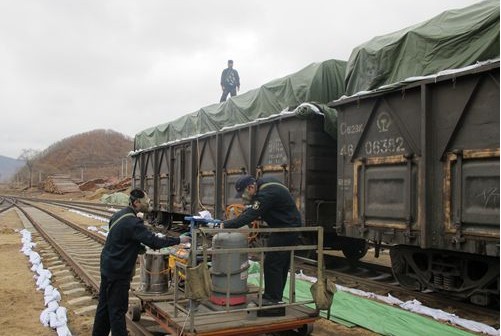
top-left (100, 192), bottom-right (129, 206)
top-left (344, 0), bottom-right (500, 95)
top-left (247, 274), bottom-right (476, 336)
top-left (134, 59), bottom-right (346, 151)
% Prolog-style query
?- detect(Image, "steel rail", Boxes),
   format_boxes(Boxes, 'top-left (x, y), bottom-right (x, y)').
top-left (16, 199), bottom-right (107, 244)
top-left (11, 195), bottom-right (123, 209)
top-left (16, 196), bottom-right (116, 218)
top-left (15, 203), bottom-right (101, 291)
top-left (12, 198), bottom-right (158, 336)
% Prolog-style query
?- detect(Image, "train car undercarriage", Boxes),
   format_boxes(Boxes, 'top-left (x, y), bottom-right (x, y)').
top-left (390, 245), bottom-right (499, 306)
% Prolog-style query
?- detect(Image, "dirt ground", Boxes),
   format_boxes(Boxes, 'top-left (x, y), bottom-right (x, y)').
top-left (0, 188), bottom-right (378, 336)
top-left (0, 207), bottom-right (96, 336)
top-left (0, 210), bottom-right (60, 335)
top-left (0, 211), bottom-right (55, 336)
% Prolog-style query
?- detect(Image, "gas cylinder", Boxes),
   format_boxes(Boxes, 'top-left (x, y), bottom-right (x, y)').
top-left (210, 232), bottom-right (249, 305)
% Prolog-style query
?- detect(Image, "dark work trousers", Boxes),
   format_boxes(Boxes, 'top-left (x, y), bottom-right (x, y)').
top-left (92, 275), bottom-right (130, 336)
top-left (220, 86), bottom-right (237, 102)
top-left (263, 231), bottom-right (299, 302)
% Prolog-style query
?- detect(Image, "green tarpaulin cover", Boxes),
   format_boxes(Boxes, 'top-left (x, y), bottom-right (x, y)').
top-left (134, 0), bottom-right (499, 152)
top-left (344, 0), bottom-right (500, 95)
top-left (134, 59), bottom-right (346, 151)
top-left (247, 272), bottom-right (476, 336)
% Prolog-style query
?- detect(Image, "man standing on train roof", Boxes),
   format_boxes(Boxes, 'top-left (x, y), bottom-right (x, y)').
top-left (92, 188), bottom-right (191, 336)
top-left (220, 59), bottom-right (240, 102)
top-left (222, 175), bottom-right (301, 305)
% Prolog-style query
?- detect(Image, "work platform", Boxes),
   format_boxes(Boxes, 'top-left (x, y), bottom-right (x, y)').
top-left (129, 218), bottom-right (328, 336)
top-left (133, 291), bottom-right (317, 336)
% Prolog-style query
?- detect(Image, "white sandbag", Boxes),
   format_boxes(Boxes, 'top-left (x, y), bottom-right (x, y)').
top-left (49, 312), bottom-right (65, 328)
top-left (29, 251), bottom-right (41, 265)
top-left (40, 308), bottom-right (51, 327)
top-left (44, 285), bottom-right (54, 296)
top-left (56, 306), bottom-right (68, 324)
top-left (56, 325), bottom-right (73, 336)
top-left (44, 288), bottom-right (61, 306)
top-left (46, 300), bottom-right (59, 312)
top-left (36, 276), bottom-right (51, 290)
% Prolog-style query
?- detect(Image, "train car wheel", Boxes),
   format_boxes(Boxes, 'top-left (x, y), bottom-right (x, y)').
top-left (390, 246), bottom-right (422, 291)
top-left (341, 239), bottom-right (368, 261)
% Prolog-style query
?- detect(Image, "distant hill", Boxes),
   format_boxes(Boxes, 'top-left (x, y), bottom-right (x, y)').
top-left (16, 129), bottom-right (134, 184)
top-left (0, 155), bottom-right (25, 182)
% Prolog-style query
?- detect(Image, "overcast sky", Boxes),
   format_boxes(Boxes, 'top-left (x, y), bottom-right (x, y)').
top-left (0, 0), bottom-right (483, 159)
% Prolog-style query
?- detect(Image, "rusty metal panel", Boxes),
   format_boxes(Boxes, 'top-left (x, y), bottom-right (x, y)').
top-left (254, 119), bottom-right (297, 217)
top-left (334, 86), bottom-right (422, 239)
top-left (253, 116), bottom-right (337, 228)
top-left (364, 164), bottom-right (415, 222)
top-left (171, 143), bottom-right (193, 215)
top-left (213, 114), bottom-right (337, 229)
top-left (436, 69), bottom-right (500, 253)
top-left (352, 155), bottom-right (417, 232)
top-left (131, 151), bottom-right (152, 193)
top-left (133, 113), bottom-right (337, 233)
top-left (131, 155), bottom-right (142, 190)
top-left (220, 127), bottom-right (252, 208)
top-left (156, 148), bottom-right (170, 211)
top-left (461, 159), bottom-right (499, 227)
top-left (143, 151), bottom-right (155, 203)
top-left (255, 120), bottom-right (290, 181)
top-left (304, 127), bottom-right (337, 228)
top-left (331, 61), bottom-right (500, 255)
top-left (197, 135), bottom-right (218, 216)
top-left (444, 150), bottom-right (500, 238)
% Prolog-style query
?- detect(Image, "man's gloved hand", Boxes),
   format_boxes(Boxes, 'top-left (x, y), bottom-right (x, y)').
top-left (179, 232), bottom-right (191, 244)
top-left (179, 236), bottom-right (191, 244)
top-left (207, 219), bottom-right (222, 229)
top-left (138, 244), bottom-right (147, 254)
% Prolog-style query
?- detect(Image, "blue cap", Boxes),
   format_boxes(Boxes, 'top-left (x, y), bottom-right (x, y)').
top-left (235, 175), bottom-right (256, 198)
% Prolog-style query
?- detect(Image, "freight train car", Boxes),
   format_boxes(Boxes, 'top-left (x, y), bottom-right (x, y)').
top-left (329, 60), bottom-right (500, 305)
top-left (130, 2), bottom-right (498, 307)
top-left (131, 111), bottom-right (366, 258)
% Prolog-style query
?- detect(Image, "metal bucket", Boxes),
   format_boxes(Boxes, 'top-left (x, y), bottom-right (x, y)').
top-left (138, 249), bottom-right (170, 294)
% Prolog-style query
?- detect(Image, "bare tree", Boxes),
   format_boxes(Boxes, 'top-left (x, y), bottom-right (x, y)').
top-left (18, 149), bottom-right (39, 188)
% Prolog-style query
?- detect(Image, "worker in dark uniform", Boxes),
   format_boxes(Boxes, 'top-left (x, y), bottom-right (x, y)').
top-left (220, 59), bottom-right (240, 102)
top-left (92, 189), bottom-right (190, 336)
top-left (222, 175), bottom-right (301, 304)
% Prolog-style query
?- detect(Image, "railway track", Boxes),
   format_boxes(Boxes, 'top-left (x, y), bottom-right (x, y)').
top-left (2, 196), bottom-right (498, 335)
top-left (4, 198), bottom-right (324, 336)
top-left (14, 196), bottom-right (118, 219)
top-left (0, 196), bottom-right (15, 213)
top-left (6, 198), bottom-right (162, 335)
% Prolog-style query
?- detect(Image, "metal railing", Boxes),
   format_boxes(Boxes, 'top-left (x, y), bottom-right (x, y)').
top-left (171, 217), bottom-right (324, 334)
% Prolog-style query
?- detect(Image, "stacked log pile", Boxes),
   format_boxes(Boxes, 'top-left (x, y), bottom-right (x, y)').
top-left (78, 178), bottom-right (106, 191)
top-left (77, 177), bottom-right (131, 192)
top-left (44, 175), bottom-right (81, 194)
top-left (106, 177), bottom-right (131, 191)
